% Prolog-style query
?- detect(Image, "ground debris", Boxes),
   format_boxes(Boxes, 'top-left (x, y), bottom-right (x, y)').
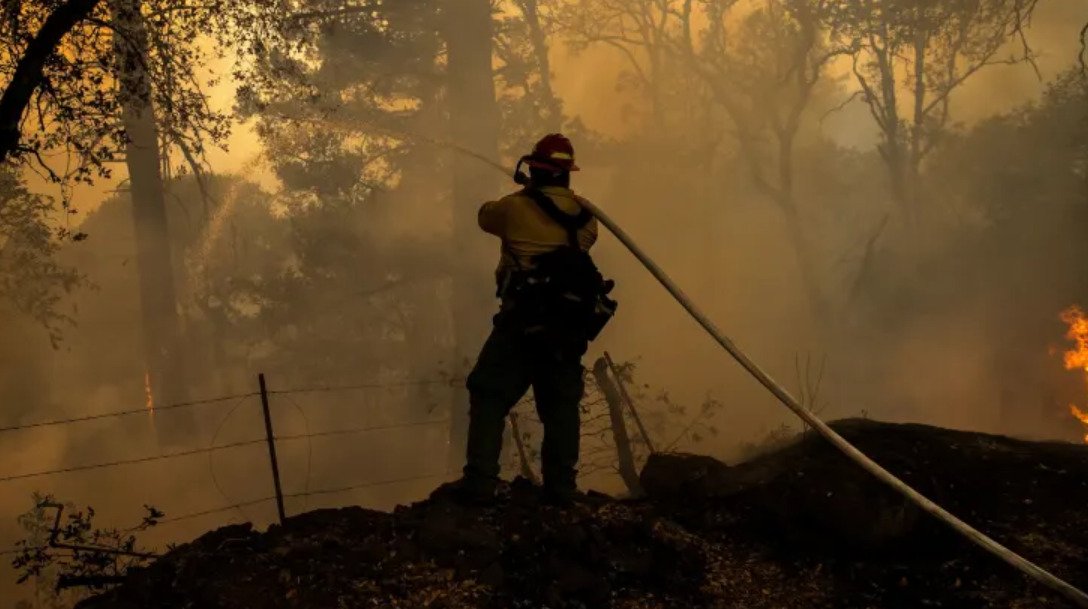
top-left (79, 420), bottom-right (1088, 609)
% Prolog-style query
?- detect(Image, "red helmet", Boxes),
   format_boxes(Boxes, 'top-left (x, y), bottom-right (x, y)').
top-left (525, 133), bottom-right (580, 172)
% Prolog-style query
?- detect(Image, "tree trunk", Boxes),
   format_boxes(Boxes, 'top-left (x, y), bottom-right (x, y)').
top-left (908, 32), bottom-right (927, 226)
top-left (398, 81), bottom-right (456, 419)
top-left (111, 0), bottom-right (190, 442)
top-left (775, 129), bottom-right (829, 324)
top-left (604, 351), bottom-right (655, 453)
top-left (592, 357), bottom-right (642, 496)
top-left (444, 0), bottom-right (501, 473)
top-left (781, 204), bottom-right (830, 323)
top-left (872, 32), bottom-right (912, 228)
top-left (885, 145), bottom-right (911, 225)
top-left (516, 0), bottom-right (562, 130)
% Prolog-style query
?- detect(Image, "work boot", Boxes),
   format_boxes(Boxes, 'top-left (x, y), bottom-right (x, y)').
top-left (431, 476), bottom-right (498, 506)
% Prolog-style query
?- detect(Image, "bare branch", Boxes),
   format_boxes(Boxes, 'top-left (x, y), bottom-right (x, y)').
top-left (819, 89), bottom-right (863, 126)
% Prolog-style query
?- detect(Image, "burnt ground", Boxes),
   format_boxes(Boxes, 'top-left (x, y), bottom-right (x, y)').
top-left (78, 419), bottom-right (1088, 609)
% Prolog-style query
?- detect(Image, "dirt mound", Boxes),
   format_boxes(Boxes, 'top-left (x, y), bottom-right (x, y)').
top-left (646, 419), bottom-right (1088, 607)
top-left (79, 420), bottom-right (1088, 609)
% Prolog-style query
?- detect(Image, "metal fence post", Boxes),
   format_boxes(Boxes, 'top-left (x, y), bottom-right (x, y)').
top-left (591, 358), bottom-right (643, 495)
top-left (604, 351), bottom-right (657, 453)
top-left (258, 373), bottom-right (287, 524)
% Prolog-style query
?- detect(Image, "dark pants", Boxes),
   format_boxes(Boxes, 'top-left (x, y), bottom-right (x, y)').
top-left (463, 312), bottom-right (587, 492)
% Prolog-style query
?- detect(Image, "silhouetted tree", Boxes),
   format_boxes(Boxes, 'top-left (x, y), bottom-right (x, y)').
top-left (0, 0), bottom-right (102, 166)
top-left (444, 0), bottom-right (502, 471)
top-left (678, 0), bottom-right (848, 321)
top-left (110, 0), bottom-right (188, 421)
top-left (830, 0), bottom-right (1040, 226)
top-left (0, 0), bottom-right (284, 192)
top-left (0, 0), bottom-right (291, 369)
top-left (0, 169), bottom-right (80, 345)
top-left (556, 0), bottom-right (678, 127)
top-left (507, 0), bottom-right (564, 132)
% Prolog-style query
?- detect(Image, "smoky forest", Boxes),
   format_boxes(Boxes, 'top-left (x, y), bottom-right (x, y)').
top-left (2, 1), bottom-right (1088, 608)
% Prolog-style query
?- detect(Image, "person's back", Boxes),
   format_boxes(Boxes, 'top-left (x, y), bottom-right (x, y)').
top-left (479, 185), bottom-right (598, 279)
top-left (449, 133), bottom-right (615, 505)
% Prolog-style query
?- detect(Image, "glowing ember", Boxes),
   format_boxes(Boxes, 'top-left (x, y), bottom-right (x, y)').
top-left (1060, 306), bottom-right (1088, 443)
top-left (144, 370), bottom-right (155, 415)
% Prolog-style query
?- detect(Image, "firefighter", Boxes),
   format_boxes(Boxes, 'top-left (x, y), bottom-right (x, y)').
top-left (450, 133), bottom-right (614, 504)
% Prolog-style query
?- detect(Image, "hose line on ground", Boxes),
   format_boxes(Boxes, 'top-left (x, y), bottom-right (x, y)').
top-left (574, 197), bottom-right (1088, 608)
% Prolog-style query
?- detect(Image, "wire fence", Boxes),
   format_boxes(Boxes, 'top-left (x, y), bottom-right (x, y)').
top-left (267, 378), bottom-right (459, 396)
top-left (0, 375), bottom-right (461, 563)
top-left (0, 438), bottom-right (267, 483)
top-left (1, 363), bottom-right (664, 565)
top-left (0, 393), bottom-right (260, 434)
top-left (0, 378), bottom-right (459, 436)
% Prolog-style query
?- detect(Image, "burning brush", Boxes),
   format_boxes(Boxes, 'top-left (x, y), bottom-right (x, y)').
top-left (1060, 306), bottom-right (1088, 443)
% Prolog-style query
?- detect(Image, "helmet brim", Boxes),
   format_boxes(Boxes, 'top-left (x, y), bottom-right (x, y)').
top-left (524, 157), bottom-right (580, 172)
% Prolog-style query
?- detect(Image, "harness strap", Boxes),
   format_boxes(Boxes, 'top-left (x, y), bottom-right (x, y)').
top-left (522, 188), bottom-right (592, 248)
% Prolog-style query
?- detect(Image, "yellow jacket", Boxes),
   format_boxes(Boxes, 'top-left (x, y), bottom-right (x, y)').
top-left (478, 186), bottom-right (599, 278)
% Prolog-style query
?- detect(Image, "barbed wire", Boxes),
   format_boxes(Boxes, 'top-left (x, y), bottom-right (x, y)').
top-left (276, 418), bottom-right (449, 443)
top-left (156, 496), bottom-right (275, 525)
top-left (0, 418), bottom-right (452, 484)
top-left (0, 439), bottom-right (268, 484)
top-left (0, 378), bottom-right (461, 436)
top-left (281, 394), bottom-right (313, 513)
top-left (206, 395), bottom-right (259, 524)
top-left (0, 392), bottom-right (259, 435)
top-left (0, 382), bottom-right (456, 562)
top-left (269, 378), bottom-right (462, 396)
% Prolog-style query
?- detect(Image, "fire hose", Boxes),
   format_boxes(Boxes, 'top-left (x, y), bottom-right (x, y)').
top-left (344, 123), bottom-right (1088, 606)
top-left (578, 195), bottom-right (1088, 608)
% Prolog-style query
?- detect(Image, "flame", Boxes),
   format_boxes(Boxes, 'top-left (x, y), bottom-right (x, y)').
top-left (1073, 406), bottom-right (1088, 444)
top-left (1060, 306), bottom-right (1088, 371)
top-left (144, 370), bottom-right (155, 416)
top-left (1059, 306), bottom-right (1088, 443)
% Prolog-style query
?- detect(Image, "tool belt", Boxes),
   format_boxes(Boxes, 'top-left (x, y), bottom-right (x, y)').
top-left (498, 189), bottom-right (617, 342)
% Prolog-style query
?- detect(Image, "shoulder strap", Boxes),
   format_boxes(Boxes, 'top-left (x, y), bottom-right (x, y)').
top-left (522, 188), bottom-right (593, 248)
